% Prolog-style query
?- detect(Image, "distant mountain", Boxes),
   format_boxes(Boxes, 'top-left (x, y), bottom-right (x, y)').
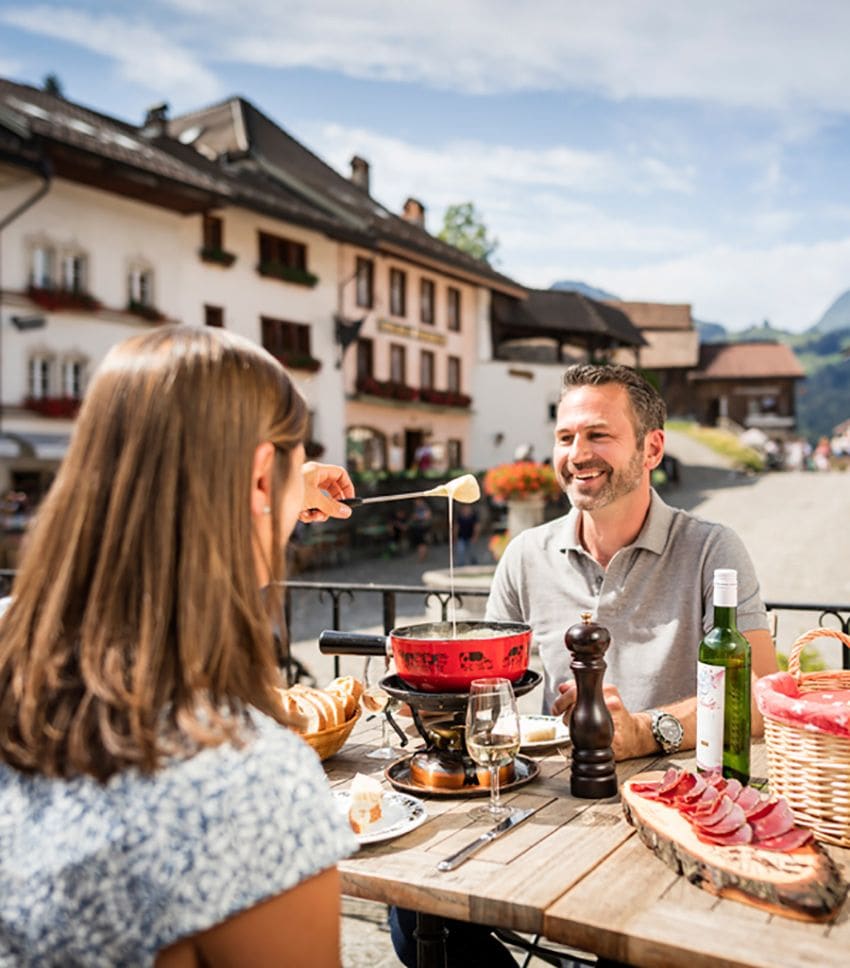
top-left (695, 319), bottom-right (727, 343)
top-left (810, 289), bottom-right (850, 334)
top-left (550, 280), bottom-right (619, 301)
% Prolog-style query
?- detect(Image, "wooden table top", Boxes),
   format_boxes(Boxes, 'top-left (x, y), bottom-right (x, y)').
top-left (326, 714), bottom-right (850, 968)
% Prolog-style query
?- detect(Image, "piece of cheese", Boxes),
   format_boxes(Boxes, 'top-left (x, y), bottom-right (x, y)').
top-left (521, 722), bottom-right (558, 744)
top-left (348, 772), bottom-right (383, 834)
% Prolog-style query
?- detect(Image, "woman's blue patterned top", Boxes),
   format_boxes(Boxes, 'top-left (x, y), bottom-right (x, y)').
top-left (0, 711), bottom-right (357, 966)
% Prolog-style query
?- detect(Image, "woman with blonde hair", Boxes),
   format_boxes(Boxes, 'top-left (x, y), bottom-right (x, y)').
top-left (0, 325), bottom-right (357, 966)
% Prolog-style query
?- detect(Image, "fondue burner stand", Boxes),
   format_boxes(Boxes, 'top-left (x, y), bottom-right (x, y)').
top-left (380, 671), bottom-right (542, 798)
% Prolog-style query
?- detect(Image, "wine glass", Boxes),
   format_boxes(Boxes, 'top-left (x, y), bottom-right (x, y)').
top-left (363, 655), bottom-right (395, 759)
top-left (465, 678), bottom-right (520, 821)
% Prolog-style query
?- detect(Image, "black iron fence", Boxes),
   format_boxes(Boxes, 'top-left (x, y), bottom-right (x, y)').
top-left (284, 579), bottom-right (850, 678)
top-left (2, 571), bottom-right (846, 677)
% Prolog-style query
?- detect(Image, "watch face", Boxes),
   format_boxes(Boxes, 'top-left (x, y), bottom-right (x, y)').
top-left (659, 718), bottom-right (680, 743)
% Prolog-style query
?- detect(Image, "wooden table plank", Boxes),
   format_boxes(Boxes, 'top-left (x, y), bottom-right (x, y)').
top-left (543, 804), bottom-right (848, 967)
top-left (330, 714), bottom-right (850, 966)
top-left (333, 717), bottom-right (660, 934)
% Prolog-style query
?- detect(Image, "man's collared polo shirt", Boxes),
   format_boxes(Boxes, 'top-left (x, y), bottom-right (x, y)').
top-left (485, 490), bottom-right (768, 714)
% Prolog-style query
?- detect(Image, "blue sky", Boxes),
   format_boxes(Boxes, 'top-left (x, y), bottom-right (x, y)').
top-left (2, 0), bottom-right (850, 332)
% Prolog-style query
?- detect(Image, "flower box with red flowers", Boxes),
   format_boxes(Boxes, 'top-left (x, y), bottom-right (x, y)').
top-left (420, 388), bottom-right (472, 408)
top-left (27, 286), bottom-right (101, 312)
top-left (356, 376), bottom-right (418, 401)
top-left (483, 461), bottom-right (561, 502)
top-left (24, 396), bottom-right (82, 418)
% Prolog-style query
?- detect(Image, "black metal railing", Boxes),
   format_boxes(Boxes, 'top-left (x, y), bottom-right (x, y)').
top-left (284, 579), bottom-right (850, 677)
top-left (2, 572), bottom-right (847, 677)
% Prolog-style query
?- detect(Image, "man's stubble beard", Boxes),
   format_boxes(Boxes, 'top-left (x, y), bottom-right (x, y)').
top-left (559, 445), bottom-right (646, 511)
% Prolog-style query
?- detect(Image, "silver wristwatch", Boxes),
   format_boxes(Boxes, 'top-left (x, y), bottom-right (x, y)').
top-left (648, 709), bottom-right (684, 755)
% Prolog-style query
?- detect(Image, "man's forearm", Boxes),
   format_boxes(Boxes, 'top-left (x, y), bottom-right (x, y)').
top-left (627, 697), bottom-right (696, 760)
top-left (633, 686), bottom-right (765, 762)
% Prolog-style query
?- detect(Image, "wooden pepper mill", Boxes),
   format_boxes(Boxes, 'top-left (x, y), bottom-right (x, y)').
top-left (564, 611), bottom-right (618, 799)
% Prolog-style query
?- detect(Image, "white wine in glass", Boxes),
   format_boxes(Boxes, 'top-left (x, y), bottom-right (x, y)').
top-left (465, 678), bottom-right (520, 821)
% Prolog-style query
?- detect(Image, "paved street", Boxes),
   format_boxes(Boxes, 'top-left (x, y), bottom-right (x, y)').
top-left (296, 433), bottom-right (850, 966)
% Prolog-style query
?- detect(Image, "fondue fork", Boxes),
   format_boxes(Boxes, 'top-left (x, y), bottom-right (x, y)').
top-left (341, 474), bottom-right (480, 508)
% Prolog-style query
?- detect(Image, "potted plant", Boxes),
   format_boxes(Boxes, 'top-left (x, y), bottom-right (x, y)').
top-left (256, 261), bottom-right (319, 288)
top-left (199, 247), bottom-right (237, 267)
top-left (484, 460), bottom-right (561, 536)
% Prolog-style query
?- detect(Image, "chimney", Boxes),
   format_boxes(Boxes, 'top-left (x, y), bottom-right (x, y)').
top-left (142, 102), bottom-right (169, 139)
top-left (350, 155), bottom-right (370, 193)
top-left (402, 197), bottom-right (426, 228)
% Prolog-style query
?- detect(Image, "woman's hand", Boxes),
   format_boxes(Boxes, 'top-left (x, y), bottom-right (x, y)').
top-left (299, 462), bottom-right (355, 523)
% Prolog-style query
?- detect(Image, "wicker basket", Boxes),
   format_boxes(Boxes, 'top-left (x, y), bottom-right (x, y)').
top-left (763, 627), bottom-right (850, 848)
top-left (303, 707), bottom-right (361, 761)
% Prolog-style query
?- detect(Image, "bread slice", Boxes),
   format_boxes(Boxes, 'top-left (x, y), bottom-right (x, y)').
top-left (326, 676), bottom-right (364, 720)
top-left (348, 772), bottom-right (383, 834)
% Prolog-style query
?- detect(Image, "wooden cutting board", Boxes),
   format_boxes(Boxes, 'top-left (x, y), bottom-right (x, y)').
top-left (622, 772), bottom-right (847, 922)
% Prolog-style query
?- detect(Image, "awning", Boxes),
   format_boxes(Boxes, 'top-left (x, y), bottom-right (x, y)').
top-left (0, 431), bottom-right (70, 460)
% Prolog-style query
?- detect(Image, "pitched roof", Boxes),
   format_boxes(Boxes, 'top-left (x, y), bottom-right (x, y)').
top-left (168, 97), bottom-right (524, 293)
top-left (492, 290), bottom-right (646, 349)
top-left (0, 79), bottom-right (232, 207)
top-left (610, 300), bottom-right (692, 331)
top-left (693, 342), bottom-right (806, 380)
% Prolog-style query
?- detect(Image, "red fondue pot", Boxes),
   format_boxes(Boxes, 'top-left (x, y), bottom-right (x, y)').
top-left (318, 620), bottom-right (531, 692)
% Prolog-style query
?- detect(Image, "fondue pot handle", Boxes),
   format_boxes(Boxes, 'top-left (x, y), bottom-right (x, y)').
top-left (318, 630), bottom-right (390, 656)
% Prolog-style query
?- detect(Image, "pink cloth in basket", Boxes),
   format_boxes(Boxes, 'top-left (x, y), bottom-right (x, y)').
top-left (755, 672), bottom-right (850, 738)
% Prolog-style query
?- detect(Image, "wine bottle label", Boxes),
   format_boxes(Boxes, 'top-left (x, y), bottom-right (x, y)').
top-left (696, 661), bottom-right (725, 770)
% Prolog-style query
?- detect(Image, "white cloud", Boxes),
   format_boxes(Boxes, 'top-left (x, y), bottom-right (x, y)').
top-left (306, 122), bottom-right (695, 211)
top-left (0, 6), bottom-right (221, 105)
top-left (305, 120), bottom-right (848, 332)
top-left (163, 0), bottom-right (850, 116)
top-left (9, 1), bottom-right (850, 119)
top-left (562, 238), bottom-right (850, 331)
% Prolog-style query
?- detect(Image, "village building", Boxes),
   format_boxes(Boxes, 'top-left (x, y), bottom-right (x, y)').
top-left (688, 341), bottom-right (806, 434)
top-left (609, 300), bottom-right (699, 416)
top-left (166, 98), bottom-right (526, 476)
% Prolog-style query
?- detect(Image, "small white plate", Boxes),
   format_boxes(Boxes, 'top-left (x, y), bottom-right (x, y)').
top-left (519, 714), bottom-right (570, 751)
top-left (333, 789), bottom-right (428, 845)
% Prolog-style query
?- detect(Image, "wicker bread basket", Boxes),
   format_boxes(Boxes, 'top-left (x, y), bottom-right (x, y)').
top-left (303, 707), bottom-right (361, 761)
top-left (763, 627), bottom-right (850, 848)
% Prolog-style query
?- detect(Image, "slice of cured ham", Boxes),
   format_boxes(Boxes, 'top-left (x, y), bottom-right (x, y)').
top-left (696, 821), bottom-right (754, 846)
top-left (750, 800), bottom-right (796, 841)
top-left (756, 828), bottom-right (814, 852)
top-left (622, 772), bottom-right (846, 921)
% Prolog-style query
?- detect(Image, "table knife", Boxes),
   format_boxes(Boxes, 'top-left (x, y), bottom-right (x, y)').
top-left (437, 808), bottom-right (536, 872)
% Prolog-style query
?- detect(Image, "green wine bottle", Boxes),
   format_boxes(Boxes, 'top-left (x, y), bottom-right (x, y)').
top-left (696, 568), bottom-right (751, 784)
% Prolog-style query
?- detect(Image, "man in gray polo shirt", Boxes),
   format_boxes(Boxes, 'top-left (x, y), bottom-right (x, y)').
top-left (486, 362), bottom-right (777, 760)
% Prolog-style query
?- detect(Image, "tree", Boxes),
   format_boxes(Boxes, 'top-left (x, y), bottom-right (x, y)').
top-left (43, 74), bottom-right (64, 97)
top-left (438, 202), bottom-right (498, 263)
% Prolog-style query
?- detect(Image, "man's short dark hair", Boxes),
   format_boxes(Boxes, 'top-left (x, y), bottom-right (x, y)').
top-left (560, 363), bottom-right (666, 442)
